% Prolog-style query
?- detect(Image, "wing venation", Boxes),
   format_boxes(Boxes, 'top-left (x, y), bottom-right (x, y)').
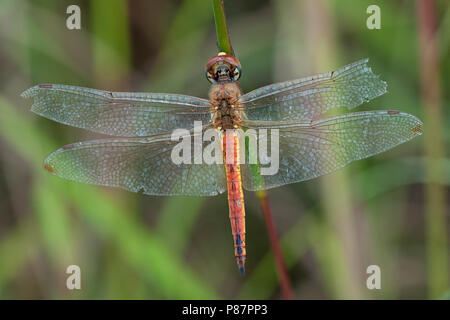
top-left (22, 84), bottom-right (213, 137)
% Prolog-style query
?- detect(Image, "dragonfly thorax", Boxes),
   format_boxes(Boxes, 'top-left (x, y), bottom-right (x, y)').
top-left (210, 82), bottom-right (243, 130)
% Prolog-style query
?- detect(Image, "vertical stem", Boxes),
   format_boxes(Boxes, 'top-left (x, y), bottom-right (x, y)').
top-left (211, 0), bottom-right (234, 55)
top-left (211, 0), bottom-right (293, 298)
top-left (257, 191), bottom-right (294, 299)
top-left (416, 0), bottom-right (448, 299)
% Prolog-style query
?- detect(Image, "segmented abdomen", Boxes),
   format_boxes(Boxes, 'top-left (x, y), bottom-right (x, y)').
top-left (223, 131), bottom-right (246, 275)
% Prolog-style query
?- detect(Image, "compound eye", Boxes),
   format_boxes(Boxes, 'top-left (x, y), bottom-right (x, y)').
top-left (232, 66), bottom-right (241, 81)
top-left (206, 70), bottom-right (217, 84)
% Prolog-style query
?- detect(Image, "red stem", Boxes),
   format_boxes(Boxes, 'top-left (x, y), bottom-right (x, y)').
top-left (257, 190), bottom-right (294, 299)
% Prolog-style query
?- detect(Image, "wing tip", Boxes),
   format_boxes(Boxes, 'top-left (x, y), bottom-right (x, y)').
top-left (410, 115), bottom-right (424, 136)
top-left (20, 87), bottom-right (35, 99)
top-left (43, 162), bottom-right (56, 174)
top-left (412, 123), bottom-right (423, 136)
top-left (386, 110), bottom-right (424, 136)
top-left (339, 58), bottom-right (388, 109)
top-left (21, 84), bottom-right (55, 98)
top-left (43, 157), bottom-right (57, 175)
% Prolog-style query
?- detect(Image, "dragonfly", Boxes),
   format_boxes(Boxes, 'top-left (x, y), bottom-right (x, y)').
top-left (21, 53), bottom-right (423, 275)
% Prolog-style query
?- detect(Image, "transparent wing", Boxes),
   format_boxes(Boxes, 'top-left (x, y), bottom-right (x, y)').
top-left (21, 84), bottom-right (213, 137)
top-left (239, 59), bottom-right (387, 121)
top-left (43, 129), bottom-right (227, 196)
top-left (240, 111), bottom-right (423, 191)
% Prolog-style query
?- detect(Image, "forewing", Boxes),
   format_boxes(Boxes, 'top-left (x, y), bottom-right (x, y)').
top-left (241, 111), bottom-right (423, 191)
top-left (239, 59), bottom-right (387, 121)
top-left (43, 131), bottom-right (226, 196)
top-left (22, 84), bottom-right (213, 137)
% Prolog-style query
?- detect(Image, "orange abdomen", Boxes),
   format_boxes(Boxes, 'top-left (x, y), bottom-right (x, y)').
top-left (223, 131), bottom-right (246, 275)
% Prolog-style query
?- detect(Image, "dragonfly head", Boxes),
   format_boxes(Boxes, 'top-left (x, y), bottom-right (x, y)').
top-left (205, 52), bottom-right (241, 84)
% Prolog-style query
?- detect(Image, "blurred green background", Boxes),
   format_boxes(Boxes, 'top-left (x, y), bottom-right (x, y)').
top-left (0, 0), bottom-right (449, 299)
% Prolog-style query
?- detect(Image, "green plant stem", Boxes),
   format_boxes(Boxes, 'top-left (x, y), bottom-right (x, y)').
top-left (211, 0), bottom-right (233, 55)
